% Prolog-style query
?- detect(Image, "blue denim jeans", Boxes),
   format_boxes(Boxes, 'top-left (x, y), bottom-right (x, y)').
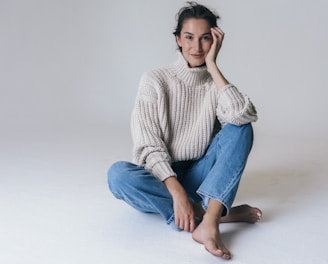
top-left (107, 123), bottom-right (253, 230)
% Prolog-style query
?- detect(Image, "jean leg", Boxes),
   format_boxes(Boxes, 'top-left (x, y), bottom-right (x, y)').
top-left (191, 123), bottom-right (254, 215)
top-left (107, 161), bottom-right (177, 228)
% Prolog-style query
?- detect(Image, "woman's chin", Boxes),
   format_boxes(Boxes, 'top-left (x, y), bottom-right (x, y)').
top-left (188, 59), bottom-right (206, 68)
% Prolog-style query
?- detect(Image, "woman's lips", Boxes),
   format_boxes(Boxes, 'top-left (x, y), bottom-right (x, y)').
top-left (191, 54), bottom-right (204, 58)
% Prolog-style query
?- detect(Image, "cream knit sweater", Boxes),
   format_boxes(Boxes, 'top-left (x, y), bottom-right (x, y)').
top-left (131, 52), bottom-right (257, 181)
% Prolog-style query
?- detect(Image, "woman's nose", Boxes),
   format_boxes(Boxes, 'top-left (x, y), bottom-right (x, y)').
top-left (194, 40), bottom-right (202, 52)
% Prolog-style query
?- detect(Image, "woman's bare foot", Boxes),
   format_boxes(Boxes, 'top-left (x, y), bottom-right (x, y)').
top-left (220, 204), bottom-right (262, 224)
top-left (192, 215), bottom-right (231, 259)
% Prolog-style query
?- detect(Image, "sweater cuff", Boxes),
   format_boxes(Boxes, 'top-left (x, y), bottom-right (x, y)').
top-left (151, 161), bottom-right (177, 182)
top-left (217, 83), bottom-right (241, 98)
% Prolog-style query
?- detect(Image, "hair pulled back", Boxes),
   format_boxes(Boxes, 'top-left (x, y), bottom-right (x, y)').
top-left (173, 1), bottom-right (220, 38)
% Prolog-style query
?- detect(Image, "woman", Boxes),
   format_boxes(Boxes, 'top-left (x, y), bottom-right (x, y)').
top-left (108, 2), bottom-right (262, 260)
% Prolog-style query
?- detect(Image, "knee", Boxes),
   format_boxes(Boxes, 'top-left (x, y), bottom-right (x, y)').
top-left (219, 123), bottom-right (254, 152)
top-left (236, 123), bottom-right (254, 153)
top-left (239, 123), bottom-right (253, 141)
top-left (225, 123), bottom-right (253, 141)
top-left (107, 161), bottom-right (132, 193)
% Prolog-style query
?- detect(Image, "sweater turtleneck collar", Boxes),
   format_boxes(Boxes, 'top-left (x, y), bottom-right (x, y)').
top-left (173, 51), bottom-right (211, 86)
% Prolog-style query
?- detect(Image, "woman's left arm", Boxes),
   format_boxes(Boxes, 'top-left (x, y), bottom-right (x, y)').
top-left (206, 27), bottom-right (258, 125)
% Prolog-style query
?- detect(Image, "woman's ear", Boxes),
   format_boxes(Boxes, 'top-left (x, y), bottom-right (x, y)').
top-left (176, 35), bottom-right (182, 47)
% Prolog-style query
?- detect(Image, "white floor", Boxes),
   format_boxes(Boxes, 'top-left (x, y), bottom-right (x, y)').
top-left (1, 124), bottom-right (328, 264)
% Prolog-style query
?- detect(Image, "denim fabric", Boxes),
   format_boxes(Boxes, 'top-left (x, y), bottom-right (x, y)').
top-left (107, 123), bottom-right (253, 230)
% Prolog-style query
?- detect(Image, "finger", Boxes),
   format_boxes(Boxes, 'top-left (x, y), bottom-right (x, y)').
top-left (189, 219), bottom-right (196, 232)
top-left (211, 28), bottom-right (223, 42)
top-left (184, 214), bottom-right (195, 232)
top-left (175, 217), bottom-right (182, 229)
top-left (213, 26), bottom-right (224, 35)
top-left (210, 28), bottom-right (218, 44)
top-left (212, 27), bottom-right (224, 41)
top-left (177, 217), bottom-right (187, 230)
top-left (212, 29), bottom-right (224, 48)
top-left (179, 217), bottom-right (189, 231)
top-left (183, 219), bottom-right (189, 232)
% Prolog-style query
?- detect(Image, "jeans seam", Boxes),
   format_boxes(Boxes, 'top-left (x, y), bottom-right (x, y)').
top-left (221, 165), bottom-right (243, 200)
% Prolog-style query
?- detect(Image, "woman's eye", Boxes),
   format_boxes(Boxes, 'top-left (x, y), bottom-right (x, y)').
top-left (186, 35), bottom-right (193, 40)
top-left (202, 36), bottom-right (211, 41)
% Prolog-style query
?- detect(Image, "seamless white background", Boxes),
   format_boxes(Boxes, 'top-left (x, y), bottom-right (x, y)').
top-left (1, 1), bottom-right (328, 264)
top-left (1, 0), bottom-right (327, 139)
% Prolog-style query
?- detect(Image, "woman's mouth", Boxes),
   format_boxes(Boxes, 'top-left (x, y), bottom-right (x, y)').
top-left (191, 54), bottom-right (204, 58)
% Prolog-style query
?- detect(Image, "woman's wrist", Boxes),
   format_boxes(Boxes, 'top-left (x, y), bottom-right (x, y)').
top-left (164, 176), bottom-right (186, 198)
top-left (206, 61), bottom-right (218, 75)
top-left (207, 63), bottom-right (229, 90)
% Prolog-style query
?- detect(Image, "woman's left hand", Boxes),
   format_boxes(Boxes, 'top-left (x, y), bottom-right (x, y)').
top-left (205, 26), bottom-right (225, 66)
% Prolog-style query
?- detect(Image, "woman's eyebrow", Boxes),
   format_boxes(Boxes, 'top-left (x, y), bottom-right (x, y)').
top-left (183, 32), bottom-right (211, 36)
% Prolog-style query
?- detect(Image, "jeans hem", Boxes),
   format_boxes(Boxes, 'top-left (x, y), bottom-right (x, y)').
top-left (196, 190), bottom-right (230, 216)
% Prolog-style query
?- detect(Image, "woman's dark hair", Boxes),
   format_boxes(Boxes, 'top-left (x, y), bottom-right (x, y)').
top-left (173, 2), bottom-right (220, 51)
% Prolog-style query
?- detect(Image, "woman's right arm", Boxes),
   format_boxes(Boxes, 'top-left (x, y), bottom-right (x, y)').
top-left (132, 71), bottom-right (195, 232)
top-left (131, 72), bottom-right (176, 182)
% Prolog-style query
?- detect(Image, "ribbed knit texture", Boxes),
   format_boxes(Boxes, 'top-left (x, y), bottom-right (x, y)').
top-left (131, 52), bottom-right (258, 181)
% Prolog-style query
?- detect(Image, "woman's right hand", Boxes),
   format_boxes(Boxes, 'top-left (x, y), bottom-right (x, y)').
top-left (172, 190), bottom-right (195, 232)
top-left (164, 176), bottom-right (195, 232)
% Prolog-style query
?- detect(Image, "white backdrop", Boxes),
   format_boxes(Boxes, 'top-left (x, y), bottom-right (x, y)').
top-left (1, 2), bottom-right (328, 263)
top-left (1, 0), bottom-right (328, 143)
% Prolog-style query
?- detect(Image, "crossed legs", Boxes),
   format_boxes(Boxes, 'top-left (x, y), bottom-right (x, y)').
top-left (107, 124), bottom-right (262, 260)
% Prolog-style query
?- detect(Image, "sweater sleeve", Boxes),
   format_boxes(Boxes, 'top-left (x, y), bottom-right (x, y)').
top-left (131, 72), bottom-right (176, 182)
top-left (216, 84), bottom-right (258, 126)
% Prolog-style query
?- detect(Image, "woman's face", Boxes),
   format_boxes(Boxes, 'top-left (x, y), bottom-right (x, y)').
top-left (176, 18), bottom-right (213, 68)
